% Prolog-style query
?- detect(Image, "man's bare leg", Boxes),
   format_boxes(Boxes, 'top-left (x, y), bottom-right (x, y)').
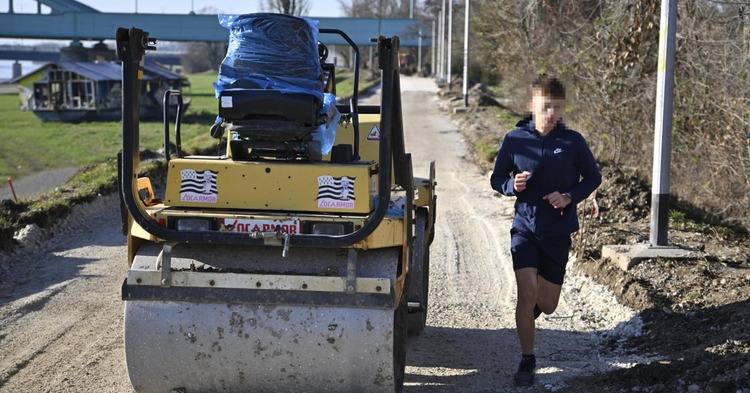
top-left (514, 267), bottom-right (540, 386)
top-left (537, 275), bottom-right (563, 315)
top-left (514, 267), bottom-right (538, 355)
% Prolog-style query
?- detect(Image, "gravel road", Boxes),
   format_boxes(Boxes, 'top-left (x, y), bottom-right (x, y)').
top-left (0, 76), bottom-right (643, 392)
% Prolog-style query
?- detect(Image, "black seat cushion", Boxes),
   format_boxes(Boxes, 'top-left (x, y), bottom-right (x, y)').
top-left (219, 88), bottom-right (322, 127)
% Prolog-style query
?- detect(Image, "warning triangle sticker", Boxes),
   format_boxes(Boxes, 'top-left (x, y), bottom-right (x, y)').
top-left (367, 125), bottom-right (380, 141)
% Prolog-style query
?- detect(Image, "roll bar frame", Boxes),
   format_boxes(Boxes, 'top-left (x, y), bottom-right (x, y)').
top-left (115, 26), bottom-right (412, 249)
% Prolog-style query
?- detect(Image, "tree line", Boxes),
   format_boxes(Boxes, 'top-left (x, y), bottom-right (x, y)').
top-left (468, 0), bottom-right (749, 229)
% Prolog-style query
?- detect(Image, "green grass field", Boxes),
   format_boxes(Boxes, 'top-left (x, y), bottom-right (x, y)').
top-left (0, 71), bottom-right (219, 181)
top-left (0, 70), bottom-right (376, 181)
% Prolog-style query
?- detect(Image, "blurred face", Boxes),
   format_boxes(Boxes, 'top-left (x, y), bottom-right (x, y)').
top-left (530, 88), bottom-right (565, 135)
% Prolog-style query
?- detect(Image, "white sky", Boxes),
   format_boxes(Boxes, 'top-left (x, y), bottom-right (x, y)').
top-left (4, 0), bottom-right (344, 16)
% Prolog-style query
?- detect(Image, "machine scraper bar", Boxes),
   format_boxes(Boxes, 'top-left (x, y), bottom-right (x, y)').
top-left (122, 281), bottom-right (395, 309)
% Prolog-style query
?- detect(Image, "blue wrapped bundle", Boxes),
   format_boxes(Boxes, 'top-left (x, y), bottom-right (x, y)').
top-left (214, 13), bottom-right (324, 102)
top-left (313, 93), bottom-right (340, 154)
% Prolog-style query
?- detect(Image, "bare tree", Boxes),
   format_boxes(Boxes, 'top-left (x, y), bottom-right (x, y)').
top-left (181, 41), bottom-right (228, 73)
top-left (337, 0), bottom-right (413, 18)
top-left (335, 0), bottom-right (421, 68)
top-left (468, 0), bottom-right (750, 227)
top-left (180, 6), bottom-right (228, 73)
top-left (262, 0), bottom-right (310, 15)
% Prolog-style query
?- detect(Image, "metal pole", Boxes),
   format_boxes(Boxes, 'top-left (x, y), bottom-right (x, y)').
top-left (431, 19), bottom-right (436, 76)
top-left (7, 177), bottom-right (18, 203)
top-left (376, 0), bottom-right (383, 77)
top-left (462, 0), bottom-right (470, 107)
top-left (418, 27), bottom-right (422, 73)
top-left (410, 0), bottom-right (414, 19)
top-left (440, 0), bottom-right (446, 82)
top-left (649, 0), bottom-right (677, 247)
top-left (437, 9), bottom-right (443, 81)
top-left (377, 0), bottom-right (383, 38)
top-left (447, 0), bottom-right (453, 90)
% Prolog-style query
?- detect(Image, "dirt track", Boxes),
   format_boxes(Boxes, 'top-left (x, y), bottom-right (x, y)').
top-left (0, 76), bottom-right (643, 392)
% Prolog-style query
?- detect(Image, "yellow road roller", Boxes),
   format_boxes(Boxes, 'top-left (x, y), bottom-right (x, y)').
top-left (116, 13), bottom-right (435, 393)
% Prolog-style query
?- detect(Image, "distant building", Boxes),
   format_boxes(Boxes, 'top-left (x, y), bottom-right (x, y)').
top-left (12, 61), bottom-right (190, 123)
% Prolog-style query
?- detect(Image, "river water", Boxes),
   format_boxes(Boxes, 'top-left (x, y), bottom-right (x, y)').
top-left (0, 60), bottom-right (42, 82)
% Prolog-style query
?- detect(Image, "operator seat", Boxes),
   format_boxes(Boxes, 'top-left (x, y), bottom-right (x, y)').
top-left (214, 13), bottom-right (329, 161)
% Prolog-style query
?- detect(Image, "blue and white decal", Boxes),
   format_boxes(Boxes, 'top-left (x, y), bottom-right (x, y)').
top-left (180, 169), bottom-right (219, 203)
top-left (317, 175), bottom-right (355, 209)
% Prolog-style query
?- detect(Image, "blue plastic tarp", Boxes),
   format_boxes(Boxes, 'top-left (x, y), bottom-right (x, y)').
top-left (214, 13), bottom-right (324, 102)
top-left (313, 93), bottom-right (340, 154)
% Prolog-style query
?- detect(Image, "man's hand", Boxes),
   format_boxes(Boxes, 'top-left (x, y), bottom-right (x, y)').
top-left (543, 192), bottom-right (572, 209)
top-left (514, 171), bottom-right (531, 192)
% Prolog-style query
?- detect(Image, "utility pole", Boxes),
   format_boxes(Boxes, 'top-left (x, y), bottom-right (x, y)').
top-left (431, 19), bottom-right (436, 76)
top-left (440, 0), bottom-right (446, 83)
top-left (604, 0), bottom-right (690, 269)
top-left (446, 0), bottom-right (453, 90)
top-left (437, 9), bottom-right (443, 81)
top-left (418, 27), bottom-right (422, 73)
top-left (462, 0), bottom-right (470, 107)
top-left (650, 0), bottom-right (677, 247)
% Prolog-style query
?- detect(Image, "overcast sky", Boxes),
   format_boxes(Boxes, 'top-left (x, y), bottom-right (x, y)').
top-left (4, 0), bottom-right (344, 17)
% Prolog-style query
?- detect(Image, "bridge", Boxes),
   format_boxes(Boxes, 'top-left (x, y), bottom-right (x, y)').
top-left (0, 0), bottom-right (432, 80)
top-left (0, 47), bottom-right (182, 64)
top-left (0, 0), bottom-right (429, 46)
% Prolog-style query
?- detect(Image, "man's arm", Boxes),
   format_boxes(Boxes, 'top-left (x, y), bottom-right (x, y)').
top-left (490, 136), bottom-right (517, 196)
top-left (566, 138), bottom-right (602, 204)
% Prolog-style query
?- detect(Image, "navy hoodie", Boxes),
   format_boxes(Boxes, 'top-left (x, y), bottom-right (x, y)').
top-left (490, 116), bottom-right (602, 236)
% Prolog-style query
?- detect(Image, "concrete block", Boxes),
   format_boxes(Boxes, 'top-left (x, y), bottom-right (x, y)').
top-left (602, 243), bottom-right (699, 271)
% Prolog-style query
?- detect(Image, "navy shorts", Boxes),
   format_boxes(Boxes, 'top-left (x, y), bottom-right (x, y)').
top-left (510, 228), bottom-right (572, 285)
